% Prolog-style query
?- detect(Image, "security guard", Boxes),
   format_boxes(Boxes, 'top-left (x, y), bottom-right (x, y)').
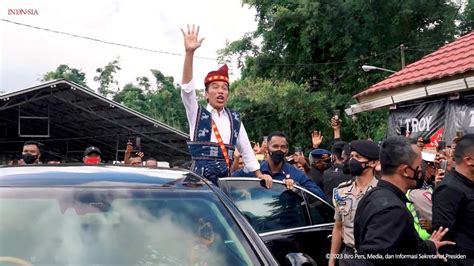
top-left (329, 140), bottom-right (380, 266)
top-left (354, 136), bottom-right (454, 266)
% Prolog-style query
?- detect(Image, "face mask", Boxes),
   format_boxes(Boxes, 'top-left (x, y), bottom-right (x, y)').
top-left (407, 166), bottom-right (424, 189)
top-left (342, 158), bottom-right (351, 174)
top-left (84, 156), bottom-right (101, 165)
top-left (349, 158), bottom-right (369, 177)
top-left (22, 153), bottom-right (38, 164)
top-left (269, 150), bottom-right (285, 165)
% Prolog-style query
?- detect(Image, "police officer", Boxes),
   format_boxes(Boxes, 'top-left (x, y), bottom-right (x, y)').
top-left (329, 140), bottom-right (380, 266)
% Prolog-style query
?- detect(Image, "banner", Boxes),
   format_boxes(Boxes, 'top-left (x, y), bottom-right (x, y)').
top-left (444, 94), bottom-right (474, 142)
top-left (387, 99), bottom-right (446, 147)
top-left (387, 94), bottom-right (474, 145)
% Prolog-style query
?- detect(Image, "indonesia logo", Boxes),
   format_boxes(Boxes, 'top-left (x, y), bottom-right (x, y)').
top-left (8, 9), bottom-right (39, 15)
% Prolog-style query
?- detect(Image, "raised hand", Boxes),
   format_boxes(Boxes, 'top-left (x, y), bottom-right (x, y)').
top-left (181, 24), bottom-right (205, 52)
top-left (331, 116), bottom-right (341, 130)
top-left (311, 130), bottom-right (323, 148)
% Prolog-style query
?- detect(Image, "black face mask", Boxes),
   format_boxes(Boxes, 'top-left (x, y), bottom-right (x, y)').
top-left (342, 158), bottom-right (351, 174)
top-left (22, 153), bottom-right (38, 164)
top-left (407, 166), bottom-right (424, 189)
top-left (269, 150), bottom-right (286, 165)
top-left (349, 158), bottom-right (369, 177)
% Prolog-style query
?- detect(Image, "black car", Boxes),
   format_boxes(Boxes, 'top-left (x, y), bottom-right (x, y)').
top-left (0, 165), bottom-right (278, 265)
top-left (218, 177), bottom-right (335, 265)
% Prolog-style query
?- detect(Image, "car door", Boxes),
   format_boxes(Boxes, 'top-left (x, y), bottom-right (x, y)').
top-left (218, 178), bottom-right (334, 265)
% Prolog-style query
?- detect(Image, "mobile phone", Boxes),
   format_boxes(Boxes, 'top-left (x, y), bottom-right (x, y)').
top-left (263, 136), bottom-right (268, 143)
top-left (135, 137), bottom-right (141, 151)
top-left (295, 146), bottom-right (302, 155)
top-left (440, 159), bottom-right (448, 172)
top-left (333, 110), bottom-right (341, 120)
top-left (456, 131), bottom-right (463, 139)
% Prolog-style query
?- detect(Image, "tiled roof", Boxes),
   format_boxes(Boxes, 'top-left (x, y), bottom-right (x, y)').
top-left (354, 31), bottom-right (474, 99)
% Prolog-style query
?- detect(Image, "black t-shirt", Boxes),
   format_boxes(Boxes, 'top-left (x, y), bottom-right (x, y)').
top-left (307, 167), bottom-right (324, 188)
top-left (354, 180), bottom-right (436, 265)
top-left (433, 170), bottom-right (474, 261)
top-left (322, 164), bottom-right (352, 205)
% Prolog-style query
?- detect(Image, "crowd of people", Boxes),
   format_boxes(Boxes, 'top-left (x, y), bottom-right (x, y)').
top-left (4, 24), bottom-right (473, 266)
top-left (179, 24), bottom-right (473, 265)
top-left (11, 139), bottom-right (162, 168)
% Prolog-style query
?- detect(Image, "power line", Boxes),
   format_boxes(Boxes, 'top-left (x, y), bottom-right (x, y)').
top-left (0, 18), bottom-right (218, 61)
top-left (255, 46), bottom-right (401, 66)
top-left (2, 18), bottom-right (405, 67)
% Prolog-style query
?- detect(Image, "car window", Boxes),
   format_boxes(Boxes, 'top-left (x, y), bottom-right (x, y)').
top-left (0, 188), bottom-right (257, 265)
top-left (220, 180), bottom-right (310, 233)
top-left (302, 190), bottom-right (335, 225)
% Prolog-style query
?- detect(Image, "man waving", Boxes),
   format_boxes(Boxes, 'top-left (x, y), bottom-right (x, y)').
top-left (180, 24), bottom-right (271, 187)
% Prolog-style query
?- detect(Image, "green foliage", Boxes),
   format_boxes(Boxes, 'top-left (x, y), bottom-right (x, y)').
top-left (228, 78), bottom-right (327, 150)
top-left (219, 0), bottom-right (463, 147)
top-left (42, 64), bottom-right (87, 87)
top-left (94, 58), bottom-right (122, 97)
top-left (460, 0), bottom-right (474, 34)
top-left (112, 69), bottom-right (188, 131)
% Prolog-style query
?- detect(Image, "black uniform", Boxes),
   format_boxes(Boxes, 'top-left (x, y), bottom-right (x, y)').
top-left (322, 164), bottom-right (352, 205)
top-left (354, 180), bottom-right (437, 266)
top-left (432, 170), bottom-right (474, 265)
top-left (307, 167), bottom-right (324, 188)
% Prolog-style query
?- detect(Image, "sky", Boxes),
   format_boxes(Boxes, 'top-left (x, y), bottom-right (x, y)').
top-left (0, 0), bottom-right (258, 93)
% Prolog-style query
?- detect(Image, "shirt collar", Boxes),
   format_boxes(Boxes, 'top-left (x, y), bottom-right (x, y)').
top-left (454, 170), bottom-right (474, 187)
top-left (206, 104), bottom-right (226, 116)
top-left (350, 176), bottom-right (378, 194)
top-left (377, 179), bottom-right (409, 203)
top-left (260, 161), bottom-right (287, 176)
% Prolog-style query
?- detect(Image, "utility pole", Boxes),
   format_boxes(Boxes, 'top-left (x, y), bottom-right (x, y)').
top-left (400, 44), bottom-right (406, 69)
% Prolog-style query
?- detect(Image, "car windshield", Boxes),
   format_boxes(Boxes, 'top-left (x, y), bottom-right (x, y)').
top-left (0, 188), bottom-right (256, 265)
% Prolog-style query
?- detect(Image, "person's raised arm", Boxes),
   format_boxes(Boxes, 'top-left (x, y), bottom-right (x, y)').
top-left (181, 24), bottom-right (204, 84)
top-left (180, 25), bottom-right (205, 135)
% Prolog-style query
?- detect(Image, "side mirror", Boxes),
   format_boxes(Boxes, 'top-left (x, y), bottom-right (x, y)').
top-left (285, 252), bottom-right (317, 266)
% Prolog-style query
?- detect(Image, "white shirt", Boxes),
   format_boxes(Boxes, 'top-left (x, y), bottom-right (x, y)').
top-left (181, 78), bottom-right (259, 173)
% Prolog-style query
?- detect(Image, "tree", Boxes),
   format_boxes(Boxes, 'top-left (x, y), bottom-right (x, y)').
top-left (42, 64), bottom-right (87, 87)
top-left (460, 0), bottom-right (474, 34)
top-left (148, 69), bottom-right (188, 131)
top-left (113, 83), bottom-right (147, 114)
top-left (94, 58), bottom-right (121, 97)
top-left (219, 0), bottom-right (460, 145)
top-left (112, 69), bottom-right (188, 132)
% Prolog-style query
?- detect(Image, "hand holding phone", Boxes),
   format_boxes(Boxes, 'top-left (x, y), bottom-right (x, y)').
top-left (440, 159), bottom-right (448, 171)
top-left (294, 146), bottom-right (302, 156)
top-left (435, 168), bottom-right (446, 186)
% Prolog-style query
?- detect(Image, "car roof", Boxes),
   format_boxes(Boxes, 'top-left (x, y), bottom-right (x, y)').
top-left (0, 164), bottom-right (209, 189)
